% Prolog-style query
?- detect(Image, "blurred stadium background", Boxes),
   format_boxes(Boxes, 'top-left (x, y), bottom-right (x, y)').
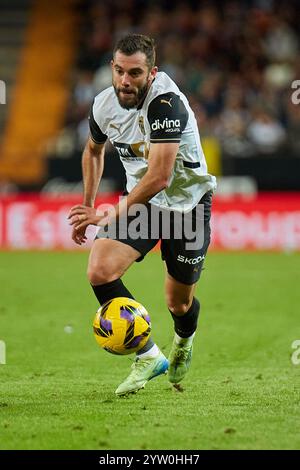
top-left (1, 0), bottom-right (300, 451)
top-left (0, 0), bottom-right (299, 251)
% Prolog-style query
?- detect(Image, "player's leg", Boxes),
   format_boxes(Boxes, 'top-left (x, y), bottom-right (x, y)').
top-left (88, 237), bottom-right (157, 353)
top-left (162, 190), bottom-right (213, 384)
top-left (165, 274), bottom-right (199, 384)
top-left (88, 237), bottom-right (139, 303)
top-left (89, 228), bottom-right (168, 396)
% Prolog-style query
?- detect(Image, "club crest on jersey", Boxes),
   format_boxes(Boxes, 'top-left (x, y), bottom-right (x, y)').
top-left (138, 117), bottom-right (146, 135)
top-left (151, 118), bottom-right (180, 131)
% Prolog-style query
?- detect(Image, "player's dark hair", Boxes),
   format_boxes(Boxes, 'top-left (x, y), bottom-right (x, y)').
top-left (113, 34), bottom-right (156, 69)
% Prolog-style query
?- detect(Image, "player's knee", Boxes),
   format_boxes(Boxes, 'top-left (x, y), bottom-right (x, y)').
top-left (166, 296), bottom-right (191, 316)
top-left (87, 261), bottom-right (120, 285)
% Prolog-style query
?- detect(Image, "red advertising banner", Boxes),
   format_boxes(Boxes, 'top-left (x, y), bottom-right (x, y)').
top-left (0, 193), bottom-right (120, 250)
top-left (0, 192), bottom-right (299, 251)
top-left (211, 193), bottom-right (300, 251)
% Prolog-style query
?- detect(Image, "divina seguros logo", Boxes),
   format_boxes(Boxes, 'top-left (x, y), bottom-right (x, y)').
top-left (0, 80), bottom-right (6, 104)
top-left (151, 118), bottom-right (180, 131)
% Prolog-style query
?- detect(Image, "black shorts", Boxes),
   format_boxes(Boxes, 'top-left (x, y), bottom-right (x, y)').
top-left (96, 191), bottom-right (213, 285)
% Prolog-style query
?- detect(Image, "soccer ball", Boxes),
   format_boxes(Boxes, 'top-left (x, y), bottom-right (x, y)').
top-left (93, 297), bottom-right (151, 355)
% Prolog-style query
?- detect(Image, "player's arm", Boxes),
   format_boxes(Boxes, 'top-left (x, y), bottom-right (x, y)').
top-left (68, 137), bottom-right (105, 244)
top-left (110, 91), bottom-right (188, 220)
top-left (82, 136), bottom-right (105, 208)
top-left (68, 105), bottom-right (108, 243)
top-left (117, 141), bottom-right (179, 211)
top-left (70, 92), bottom-right (188, 229)
top-left (82, 105), bottom-right (107, 207)
top-left (85, 140), bottom-right (179, 228)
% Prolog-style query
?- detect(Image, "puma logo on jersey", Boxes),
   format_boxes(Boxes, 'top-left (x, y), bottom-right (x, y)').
top-left (110, 123), bottom-right (122, 134)
top-left (151, 118), bottom-right (180, 131)
top-left (160, 97), bottom-right (173, 107)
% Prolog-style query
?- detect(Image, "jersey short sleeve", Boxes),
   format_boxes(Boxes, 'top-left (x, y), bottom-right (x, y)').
top-left (147, 92), bottom-right (188, 143)
top-left (89, 106), bottom-right (108, 144)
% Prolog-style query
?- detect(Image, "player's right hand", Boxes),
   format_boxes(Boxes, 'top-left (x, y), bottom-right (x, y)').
top-left (71, 225), bottom-right (87, 245)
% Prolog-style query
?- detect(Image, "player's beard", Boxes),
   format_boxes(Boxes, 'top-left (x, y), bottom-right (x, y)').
top-left (113, 80), bottom-right (149, 110)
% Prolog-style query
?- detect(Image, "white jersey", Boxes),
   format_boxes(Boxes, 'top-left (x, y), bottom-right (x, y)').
top-left (90, 71), bottom-right (216, 212)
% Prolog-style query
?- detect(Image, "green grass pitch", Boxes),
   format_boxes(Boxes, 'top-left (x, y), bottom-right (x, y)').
top-left (0, 250), bottom-right (299, 450)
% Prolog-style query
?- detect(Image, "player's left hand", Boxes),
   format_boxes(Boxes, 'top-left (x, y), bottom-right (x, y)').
top-left (68, 205), bottom-right (105, 231)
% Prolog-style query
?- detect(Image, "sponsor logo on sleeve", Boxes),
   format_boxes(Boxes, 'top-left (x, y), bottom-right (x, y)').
top-left (151, 118), bottom-right (180, 133)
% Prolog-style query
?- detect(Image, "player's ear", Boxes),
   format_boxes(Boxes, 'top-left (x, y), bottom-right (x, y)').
top-left (150, 66), bottom-right (158, 80)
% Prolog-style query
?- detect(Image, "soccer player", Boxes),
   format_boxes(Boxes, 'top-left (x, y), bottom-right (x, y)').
top-left (68, 34), bottom-right (216, 396)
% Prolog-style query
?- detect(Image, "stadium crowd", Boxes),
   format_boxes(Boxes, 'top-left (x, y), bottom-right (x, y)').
top-left (50, 0), bottom-right (300, 161)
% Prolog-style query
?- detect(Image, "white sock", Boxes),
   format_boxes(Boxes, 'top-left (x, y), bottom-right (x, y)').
top-left (137, 344), bottom-right (160, 359)
top-left (174, 332), bottom-right (195, 347)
